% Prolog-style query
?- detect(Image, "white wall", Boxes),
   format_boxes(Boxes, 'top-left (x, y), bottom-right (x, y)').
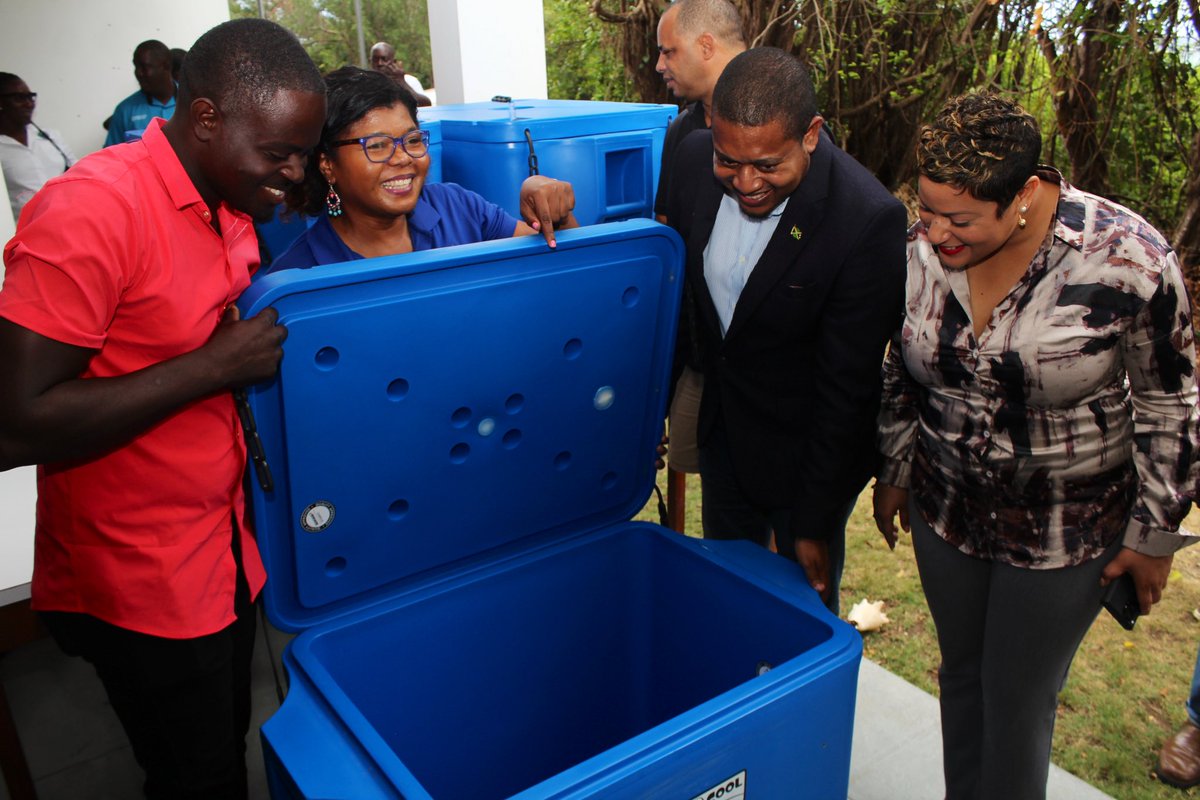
top-left (428, 0), bottom-right (547, 104)
top-left (0, 166), bottom-right (13, 246)
top-left (0, 0), bottom-right (229, 160)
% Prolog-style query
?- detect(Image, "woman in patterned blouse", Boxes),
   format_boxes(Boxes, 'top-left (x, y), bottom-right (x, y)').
top-left (873, 92), bottom-right (1199, 799)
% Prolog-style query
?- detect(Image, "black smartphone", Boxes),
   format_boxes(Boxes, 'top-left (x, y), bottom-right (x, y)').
top-left (1102, 572), bottom-right (1142, 630)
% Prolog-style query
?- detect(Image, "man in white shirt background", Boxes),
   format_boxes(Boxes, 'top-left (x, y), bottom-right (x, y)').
top-left (0, 72), bottom-right (74, 222)
top-left (370, 41), bottom-right (433, 106)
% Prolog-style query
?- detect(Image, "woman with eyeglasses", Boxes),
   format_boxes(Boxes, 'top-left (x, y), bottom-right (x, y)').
top-left (0, 72), bottom-right (75, 221)
top-left (266, 66), bottom-right (577, 274)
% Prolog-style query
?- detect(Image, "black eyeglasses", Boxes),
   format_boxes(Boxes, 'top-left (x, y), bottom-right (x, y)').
top-left (0, 92), bottom-right (37, 103)
top-left (328, 130), bottom-right (430, 163)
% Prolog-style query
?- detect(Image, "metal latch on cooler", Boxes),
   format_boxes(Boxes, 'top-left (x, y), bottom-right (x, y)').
top-left (234, 388), bottom-right (274, 492)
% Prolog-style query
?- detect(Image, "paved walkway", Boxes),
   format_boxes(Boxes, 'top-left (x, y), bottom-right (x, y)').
top-left (850, 658), bottom-right (1113, 799)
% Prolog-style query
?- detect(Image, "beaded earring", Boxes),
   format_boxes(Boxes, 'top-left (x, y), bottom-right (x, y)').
top-left (1017, 204), bottom-right (1029, 229)
top-left (326, 186), bottom-right (343, 218)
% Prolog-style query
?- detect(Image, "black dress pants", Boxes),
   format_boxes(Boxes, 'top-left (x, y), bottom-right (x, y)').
top-left (41, 537), bottom-right (256, 800)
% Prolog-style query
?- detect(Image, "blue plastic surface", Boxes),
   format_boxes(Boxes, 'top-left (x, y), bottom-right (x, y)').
top-left (262, 529), bottom-right (861, 799)
top-left (418, 99), bottom-right (677, 226)
top-left (422, 117), bottom-right (443, 183)
top-left (245, 220), bottom-right (862, 799)
top-left (240, 221), bottom-right (685, 632)
top-left (256, 207), bottom-right (315, 266)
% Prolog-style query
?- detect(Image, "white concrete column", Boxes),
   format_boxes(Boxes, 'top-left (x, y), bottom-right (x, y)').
top-left (427, 0), bottom-right (547, 104)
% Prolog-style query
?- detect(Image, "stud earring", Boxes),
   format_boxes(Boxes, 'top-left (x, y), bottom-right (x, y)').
top-left (1017, 204), bottom-right (1028, 229)
top-left (326, 185), bottom-right (343, 217)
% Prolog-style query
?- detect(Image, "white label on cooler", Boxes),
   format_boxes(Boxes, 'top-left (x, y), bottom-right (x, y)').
top-left (690, 770), bottom-right (746, 800)
top-left (299, 501), bottom-right (335, 532)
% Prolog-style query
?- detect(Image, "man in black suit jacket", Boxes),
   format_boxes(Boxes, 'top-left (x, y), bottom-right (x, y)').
top-left (663, 47), bottom-right (906, 611)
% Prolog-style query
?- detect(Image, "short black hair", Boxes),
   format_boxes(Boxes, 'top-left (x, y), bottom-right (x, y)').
top-left (917, 92), bottom-right (1042, 213)
top-left (712, 47), bottom-right (818, 141)
top-left (134, 40), bottom-right (171, 64)
top-left (170, 47), bottom-right (187, 80)
top-left (293, 66), bottom-right (419, 216)
top-left (323, 66), bottom-right (417, 146)
top-left (178, 19), bottom-right (324, 119)
top-left (0, 72), bottom-right (21, 93)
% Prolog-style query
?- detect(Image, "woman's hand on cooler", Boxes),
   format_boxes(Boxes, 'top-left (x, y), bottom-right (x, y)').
top-left (519, 176), bottom-right (577, 248)
top-left (872, 483), bottom-right (910, 550)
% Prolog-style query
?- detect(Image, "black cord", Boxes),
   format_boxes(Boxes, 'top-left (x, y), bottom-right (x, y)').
top-left (524, 128), bottom-right (539, 176)
top-left (31, 122), bottom-right (70, 172)
top-left (652, 481), bottom-right (669, 527)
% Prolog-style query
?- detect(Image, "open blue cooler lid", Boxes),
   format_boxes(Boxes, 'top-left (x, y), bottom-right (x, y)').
top-left (238, 221), bottom-right (684, 632)
top-left (418, 99), bottom-right (678, 144)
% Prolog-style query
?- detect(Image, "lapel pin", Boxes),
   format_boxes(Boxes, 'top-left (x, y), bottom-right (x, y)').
top-left (790, 226), bottom-right (803, 240)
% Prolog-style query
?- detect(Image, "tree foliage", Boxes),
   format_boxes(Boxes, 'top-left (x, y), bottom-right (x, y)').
top-left (226, 1), bottom-right (1199, 286)
top-left (583, 0), bottom-right (1200, 283)
top-left (228, 0), bottom-right (432, 83)
top-left (545, 0), bottom-right (637, 100)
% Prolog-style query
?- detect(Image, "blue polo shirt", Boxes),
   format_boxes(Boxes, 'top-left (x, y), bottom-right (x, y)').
top-left (104, 88), bottom-right (177, 147)
top-left (265, 182), bottom-right (521, 273)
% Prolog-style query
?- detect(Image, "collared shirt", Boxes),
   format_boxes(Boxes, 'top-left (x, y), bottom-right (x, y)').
top-left (0, 117), bottom-right (267, 637)
top-left (878, 170), bottom-right (1199, 568)
top-left (263, 181), bottom-right (520, 273)
top-left (404, 74), bottom-right (425, 94)
top-left (104, 87), bottom-right (177, 147)
top-left (0, 124), bottom-right (74, 219)
top-left (654, 100), bottom-right (706, 219)
top-left (703, 193), bottom-right (789, 336)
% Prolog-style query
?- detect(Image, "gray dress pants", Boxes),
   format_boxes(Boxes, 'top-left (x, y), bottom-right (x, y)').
top-left (911, 506), bottom-right (1120, 800)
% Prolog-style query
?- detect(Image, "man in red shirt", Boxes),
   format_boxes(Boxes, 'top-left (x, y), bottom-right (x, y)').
top-left (0, 18), bottom-right (325, 800)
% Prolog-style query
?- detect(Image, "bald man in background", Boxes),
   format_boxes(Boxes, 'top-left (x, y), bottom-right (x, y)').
top-left (370, 41), bottom-right (432, 107)
top-left (655, 0), bottom-right (747, 498)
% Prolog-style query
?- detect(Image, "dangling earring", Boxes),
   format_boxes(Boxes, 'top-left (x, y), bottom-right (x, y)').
top-left (326, 185), bottom-right (343, 217)
top-left (1018, 204), bottom-right (1028, 229)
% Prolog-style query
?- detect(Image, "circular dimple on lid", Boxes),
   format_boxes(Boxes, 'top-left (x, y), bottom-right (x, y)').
top-left (315, 347), bottom-right (340, 370)
top-left (387, 378), bottom-right (410, 401)
top-left (388, 499), bottom-right (410, 520)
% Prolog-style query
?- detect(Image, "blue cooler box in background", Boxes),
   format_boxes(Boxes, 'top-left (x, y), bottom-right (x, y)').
top-left (240, 221), bottom-right (862, 799)
top-left (422, 117), bottom-right (443, 183)
top-left (419, 99), bottom-right (677, 226)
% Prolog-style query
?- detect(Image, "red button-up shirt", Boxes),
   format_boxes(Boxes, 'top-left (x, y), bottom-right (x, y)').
top-left (1, 118), bottom-right (267, 638)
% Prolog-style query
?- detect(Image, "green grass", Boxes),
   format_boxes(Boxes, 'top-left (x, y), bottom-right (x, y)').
top-left (638, 474), bottom-right (1200, 800)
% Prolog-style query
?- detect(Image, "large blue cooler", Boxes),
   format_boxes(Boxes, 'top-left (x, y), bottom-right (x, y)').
top-left (422, 118), bottom-right (443, 183)
top-left (240, 220), bottom-right (862, 799)
top-left (418, 100), bottom-right (677, 226)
